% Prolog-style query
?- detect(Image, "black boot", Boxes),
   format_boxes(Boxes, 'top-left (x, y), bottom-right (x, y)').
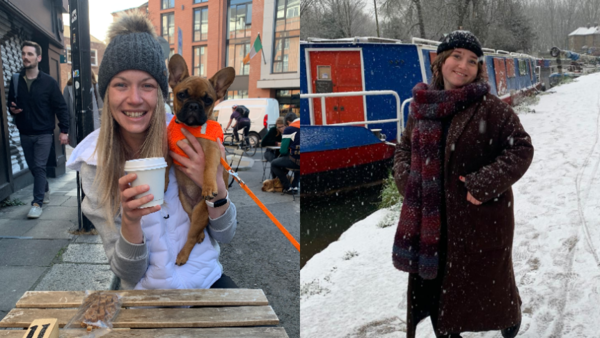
top-left (501, 320), bottom-right (521, 338)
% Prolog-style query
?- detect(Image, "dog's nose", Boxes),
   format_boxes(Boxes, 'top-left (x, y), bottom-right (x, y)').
top-left (188, 103), bottom-right (199, 111)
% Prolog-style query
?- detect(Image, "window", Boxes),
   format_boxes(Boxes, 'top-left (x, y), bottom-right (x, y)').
top-left (506, 58), bottom-right (516, 78)
top-left (226, 42), bottom-right (250, 75)
top-left (193, 8), bottom-right (209, 41)
top-left (66, 46), bottom-right (72, 63)
top-left (194, 0), bottom-right (208, 3)
top-left (162, 13), bottom-right (175, 45)
top-left (226, 90), bottom-right (248, 100)
top-left (227, 1), bottom-right (252, 39)
top-left (273, 0), bottom-right (299, 73)
top-left (169, 49), bottom-right (175, 59)
top-left (193, 46), bottom-right (207, 77)
top-left (518, 59), bottom-right (528, 76)
top-left (90, 50), bottom-right (98, 66)
top-left (161, 0), bottom-right (174, 9)
top-left (276, 89), bottom-right (300, 116)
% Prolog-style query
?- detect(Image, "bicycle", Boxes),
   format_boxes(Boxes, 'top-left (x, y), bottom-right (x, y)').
top-left (223, 131), bottom-right (258, 157)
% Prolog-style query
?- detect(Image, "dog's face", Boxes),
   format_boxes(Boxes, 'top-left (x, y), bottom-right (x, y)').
top-left (172, 78), bottom-right (217, 126)
top-left (168, 54), bottom-right (235, 127)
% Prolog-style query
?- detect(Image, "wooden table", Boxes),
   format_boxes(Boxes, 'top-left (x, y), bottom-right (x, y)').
top-left (0, 289), bottom-right (288, 337)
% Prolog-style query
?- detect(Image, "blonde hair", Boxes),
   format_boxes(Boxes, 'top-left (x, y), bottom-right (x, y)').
top-left (93, 86), bottom-right (168, 229)
top-left (430, 49), bottom-right (487, 90)
top-left (275, 116), bottom-right (285, 137)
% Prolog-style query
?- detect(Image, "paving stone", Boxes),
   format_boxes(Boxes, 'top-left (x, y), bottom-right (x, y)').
top-left (62, 244), bottom-right (108, 264)
top-left (60, 196), bottom-right (80, 207)
top-left (0, 219), bottom-right (37, 237)
top-left (74, 235), bottom-right (102, 244)
top-left (0, 204), bottom-right (33, 219)
top-left (23, 220), bottom-right (75, 239)
top-left (65, 190), bottom-right (78, 197)
top-left (0, 266), bottom-right (47, 314)
top-left (34, 264), bottom-right (116, 291)
top-left (43, 195), bottom-right (70, 206)
top-left (0, 239), bottom-right (70, 266)
top-left (35, 206), bottom-right (78, 221)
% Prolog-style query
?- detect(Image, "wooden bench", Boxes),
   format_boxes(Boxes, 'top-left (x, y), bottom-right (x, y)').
top-left (0, 289), bottom-right (288, 338)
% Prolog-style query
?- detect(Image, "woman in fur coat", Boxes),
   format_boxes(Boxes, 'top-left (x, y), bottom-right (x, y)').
top-left (392, 31), bottom-right (534, 338)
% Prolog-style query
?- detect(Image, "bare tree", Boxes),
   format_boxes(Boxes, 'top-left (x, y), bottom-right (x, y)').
top-left (300, 0), bottom-right (376, 39)
top-left (412, 0), bottom-right (426, 38)
top-left (301, 0), bottom-right (319, 16)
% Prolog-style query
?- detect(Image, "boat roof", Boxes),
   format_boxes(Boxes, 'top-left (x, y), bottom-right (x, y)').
top-left (304, 37), bottom-right (403, 44)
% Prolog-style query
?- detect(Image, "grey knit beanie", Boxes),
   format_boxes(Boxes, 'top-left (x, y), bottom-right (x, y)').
top-left (437, 30), bottom-right (483, 59)
top-left (98, 12), bottom-right (168, 100)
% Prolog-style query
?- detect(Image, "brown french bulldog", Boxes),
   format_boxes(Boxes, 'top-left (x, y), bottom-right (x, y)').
top-left (166, 54), bottom-right (235, 265)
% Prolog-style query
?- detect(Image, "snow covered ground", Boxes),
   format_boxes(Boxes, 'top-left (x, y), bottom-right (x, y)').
top-left (300, 73), bottom-right (600, 338)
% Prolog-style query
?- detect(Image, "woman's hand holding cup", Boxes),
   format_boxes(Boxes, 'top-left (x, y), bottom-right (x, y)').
top-left (118, 173), bottom-right (161, 244)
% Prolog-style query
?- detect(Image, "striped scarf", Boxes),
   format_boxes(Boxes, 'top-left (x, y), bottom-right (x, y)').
top-left (392, 81), bottom-right (489, 279)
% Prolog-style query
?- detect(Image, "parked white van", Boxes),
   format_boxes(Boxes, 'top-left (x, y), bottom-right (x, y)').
top-left (213, 98), bottom-right (281, 146)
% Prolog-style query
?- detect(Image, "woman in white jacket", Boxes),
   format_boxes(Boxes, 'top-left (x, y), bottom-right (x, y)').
top-left (67, 12), bottom-right (237, 290)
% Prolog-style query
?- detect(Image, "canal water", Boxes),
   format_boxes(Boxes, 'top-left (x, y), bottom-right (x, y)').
top-left (300, 185), bottom-right (384, 268)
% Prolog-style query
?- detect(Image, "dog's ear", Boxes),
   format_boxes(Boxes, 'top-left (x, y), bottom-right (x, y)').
top-left (209, 67), bottom-right (236, 100)
top-left (168, 54), bottom-right (190, 90)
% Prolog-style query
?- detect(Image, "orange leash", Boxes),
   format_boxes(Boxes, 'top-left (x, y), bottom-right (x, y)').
top-left (221, 157), bottom-right (300, 252)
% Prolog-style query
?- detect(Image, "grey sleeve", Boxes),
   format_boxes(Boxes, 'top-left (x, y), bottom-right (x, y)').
top-left (207, 201), bottom-right (237, 244)
top-left (80, 163), bottom-right (149, 287)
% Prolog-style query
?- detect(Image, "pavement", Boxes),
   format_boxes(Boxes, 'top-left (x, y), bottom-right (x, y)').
top-left (0, 146), bottom-right (300, 338)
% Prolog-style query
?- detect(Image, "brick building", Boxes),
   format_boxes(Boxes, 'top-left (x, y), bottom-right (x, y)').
top-left (145, 0), bottom-right (299, 115)
top-left (111, 2), bottom-right (149, 19)
top-left (568, 25), bottom-right (600, 55)
top-left (60, 27), bottom-right (106, 91)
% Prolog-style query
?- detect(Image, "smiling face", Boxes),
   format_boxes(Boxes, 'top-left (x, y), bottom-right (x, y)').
top-left (108, 70), bottom-right (158, 139)
top-left (22, 46), bottom-right (41, 70)
top-left (441, 48), bottom-right (479, 90)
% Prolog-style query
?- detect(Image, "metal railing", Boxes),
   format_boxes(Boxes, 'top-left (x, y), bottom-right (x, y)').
top-left (300, 90), bottom-right (403, 142)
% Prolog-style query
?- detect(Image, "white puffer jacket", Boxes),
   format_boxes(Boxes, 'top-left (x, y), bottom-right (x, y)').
top-left (67, 128), bottom-right (235, 290)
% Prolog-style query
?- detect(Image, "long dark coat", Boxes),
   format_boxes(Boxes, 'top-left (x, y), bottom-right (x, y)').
top-left (393, 92), bottom-right (534, 335)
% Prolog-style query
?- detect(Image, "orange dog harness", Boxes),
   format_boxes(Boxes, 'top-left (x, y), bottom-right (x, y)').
top-left (167, 116), bottom-right (223, 166)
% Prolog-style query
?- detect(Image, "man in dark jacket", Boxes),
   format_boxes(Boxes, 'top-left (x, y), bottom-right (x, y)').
top-left (7, 41), bottom-right (69, 219)
top-left (271, 112), bottom-right (300, 194)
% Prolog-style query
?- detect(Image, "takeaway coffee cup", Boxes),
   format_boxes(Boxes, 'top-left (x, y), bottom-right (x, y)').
top-left (124, 157), bottom-right (168, 208)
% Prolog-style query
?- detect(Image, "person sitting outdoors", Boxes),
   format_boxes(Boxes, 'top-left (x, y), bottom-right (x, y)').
top-left (66, 11), bottom-right (237, 290)
top-left (224, 105), bottom-right (251, 146)
top-left (271, 112), bottom-right (300, 194)
top-left (261, 116), bottom-right (285, 163)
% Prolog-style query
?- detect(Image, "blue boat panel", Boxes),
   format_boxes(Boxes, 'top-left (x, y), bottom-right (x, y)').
top-left (362, 44), bottom-right (422, 141)
top-left (300, 44), bottom-right (309, 125)
top-left (422, 49), bottom-right (433, 83)
top-left (485, 56), bottom-right (498, 96)
top-left (506, 58), bottom-right (518, 92)
top-left (303, 125), bottom-right (381, 153)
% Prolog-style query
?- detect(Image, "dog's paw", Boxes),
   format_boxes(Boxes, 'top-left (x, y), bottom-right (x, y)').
top-left (202, 181), bottom-right (219, 200)
top-left (197, 231), bottom-right (206, 244)
top-left (176, 250), bottom-right (190, 266)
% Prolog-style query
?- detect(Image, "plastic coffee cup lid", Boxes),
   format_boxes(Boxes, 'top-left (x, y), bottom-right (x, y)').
top-left (124, 157), bottom-right (168, 171)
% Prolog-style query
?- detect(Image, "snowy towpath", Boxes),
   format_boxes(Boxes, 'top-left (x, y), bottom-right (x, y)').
top-left (300, 73), bottom-right (600, 338)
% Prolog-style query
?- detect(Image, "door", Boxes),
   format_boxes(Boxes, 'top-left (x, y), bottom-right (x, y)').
top-left (309, 50), bottom-right (364, 125)
top-left (493, 58), bottom-right (508, 96)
